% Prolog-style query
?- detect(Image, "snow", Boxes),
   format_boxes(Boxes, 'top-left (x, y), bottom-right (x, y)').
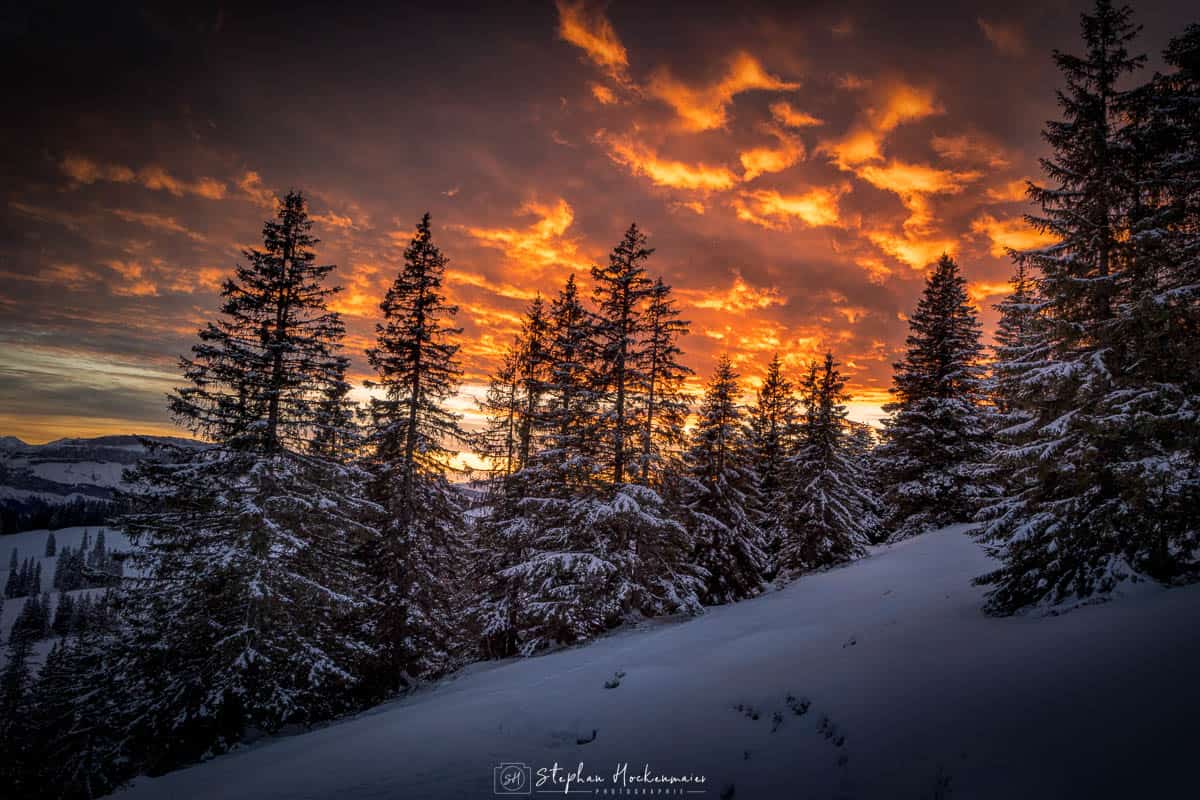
top-left (28, 459), bottom-right (130, 488)
top-left (0, 525), bottom-right (128, 645)
top-left (120, 525), bottom-right (1200, 799)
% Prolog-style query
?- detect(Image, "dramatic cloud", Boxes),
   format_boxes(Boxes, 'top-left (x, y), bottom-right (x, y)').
top-left (738, 126), bottom-right (806, 181)
top-left (556, 0), bottom-right (631, 84)
top-left (678, 272), bottom-right (786, 312)
top-left (62, 156), bottom-right (227, 200)
top-left (769, 101), bottom-right (824, 129)
top-left (598, 131), bottom-right (741, 191)
top-left (971, 213), bottom-right (1057, 257)
top-left (459, 198), bottom-right (590, 273)
top-left (646, 52), bottom-right (799, 131)
top-left (4, 0), bottom-right (1186, 442)
top-left (732, 187), bottom-right (846, 230)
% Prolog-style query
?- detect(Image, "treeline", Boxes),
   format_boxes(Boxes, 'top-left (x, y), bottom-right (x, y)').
top-left (470, 231), bottom-right (884, 657)
top-left (0, 2), bottom-right (1196, 797)
top-left (0, 495), bottom-right (116, 535)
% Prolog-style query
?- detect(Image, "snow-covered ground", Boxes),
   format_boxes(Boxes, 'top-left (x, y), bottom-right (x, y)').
top-left (118, 525), bottom-right (1200, 799)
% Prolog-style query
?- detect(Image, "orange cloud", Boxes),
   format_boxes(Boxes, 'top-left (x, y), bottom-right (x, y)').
top-left (60, 155), bottom-right (135, 185)
top-left (312, 211), bottom-right (358, 230)
top-left (238, 171), bottom-right (278, 208)
top-left (104, 259), bottom-right (159, 296)
top-left (647, 52), bottom-right (799, 131)
top-left (459, 198), bottom-right (589, 273)
top-left (824, 81), bottom-right (941, 169)
top-left (967, 280), bottom-right (1013, 304)
top-left (978, 18), bottom-right (1028, 56)
top-left (32, 263), bottom-right (93, 291)
top-left (671, 200), bottom-right (707, 215)
top-left (732, 186), bottom-right (845, 230)
top-left (855, 160), bottom-right (979, 198)
top-left (591, 83), bottom-right (618, 104)
top-left (447, 270), bottom-right (541, 303)
top-left (971, 213), bottom-right (1057, 256)
top-left (738, 126), bottom-right (805, 181)
top-left (855, 256), bottom-right (893, 284)
top-left (111, 209), bottom-right (207, 241)
top-left (866, 230), bottom-right (958, 270)
top-left (678, 272), bottom-right (785, 312)
top-left (62, 156), bottom-right (226, 199)
top-left (986, 179), bottom-right (1031, 203)
top-left (930, 134), bottom-right (1010, 168)
top-left (599, 131), bottom-right (740, 191)
top-left (330, 262), bottom-right (383, 317)
top-left (556, 0), bottom-right (629, 83)
top-left (769, 101), bottom-right (823, 128)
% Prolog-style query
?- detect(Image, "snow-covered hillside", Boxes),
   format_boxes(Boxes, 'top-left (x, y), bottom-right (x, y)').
top-left (0, 435), bottom-right (198, 533)
top-left (119, 526), bottom-right (1200, 800)
top-left (1, 525), bottom-right (127, 654)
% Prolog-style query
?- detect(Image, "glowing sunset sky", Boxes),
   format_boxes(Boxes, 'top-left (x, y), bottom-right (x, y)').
top-left (0, 0), bottom-right (1191, 445)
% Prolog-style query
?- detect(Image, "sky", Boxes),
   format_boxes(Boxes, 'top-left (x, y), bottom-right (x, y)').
top-left (0, 0), bottom-right (1193, 446)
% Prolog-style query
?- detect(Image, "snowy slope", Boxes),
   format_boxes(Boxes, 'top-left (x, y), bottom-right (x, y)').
top-left (0, 526), bottom-right (127, 650)
top-left (120, 526), bottom-right (1200, 800)
top-left (0, 435), bottom-right (199, 533)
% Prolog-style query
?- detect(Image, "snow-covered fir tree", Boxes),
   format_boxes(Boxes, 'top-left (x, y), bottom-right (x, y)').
top-left (0, 625), bottom-right (34, 790)
top-left (472, 277), bottom-right (599, 657)
top-left (474, 242), bottom-right (704, 655)
top-left (539, 273), bottom-right (600, 488)
top-left (515, 295), bottom-right (552, 471)
top-left (476, 344), bottom-right (522, 479)
top-left (108, 191), bottom-right (379, 771)
top-left (591, 223), bottom-right (655, 486)
top-left (680, 355), bottom-right (769, 604)
top-left (746, 353), bottom-right (799, 558)
top-left (364, 212), bottom-right (468, 687)
top-left (977, 3), bottom-right (1200, 613)
top-left (635, 277), bottom-right (692, 487)
top-left (877, 254), bottom-right (988, 540)
top-left (845, 421), bottom-right (886, 544)
top-left (779, 353), bottom-right (875, 571)
top-left (308, 351), bottom-right (360, 462)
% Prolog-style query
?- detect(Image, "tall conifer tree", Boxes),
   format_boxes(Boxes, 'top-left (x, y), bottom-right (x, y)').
top-left (114, 191), bottom-right (377, 769)
top-left (878, 255), bottom-right (988, 539)
top-left (681, 356), bottom-right (769, 603)
top-left (364, 212), bottom-right (467, 685)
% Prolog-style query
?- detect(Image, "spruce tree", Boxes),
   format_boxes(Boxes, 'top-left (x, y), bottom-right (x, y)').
top-left (111, 191), bottom-right (377, 768)
top-left (746, 353), bottom-right (799, 559)
top-left (515, 295), bottom-right (552, 471)
top-left (364, 212), bottom-right (467, 687)
top-left (473, 266), bottom-right (702, 656)
top-left (539, 274), bottom-right (600, 488)
top-left (0, 628), bottom-right (34, 789)
top-left (45, 532), bottom-right (56, 557)
top-left (636, 278), bottom-right (692, 487)
top-left (680, 355), bottom-right (769, 604)
top-left (476, 344), bottom-right (522, 480)
top-left (308, 352), bottom-right (359, 462)
top-left (591, 224), bottom-right (655, 485)
top-left (781, 353), bottom-right (876, 570)
top-left (878, 254), bottom-right (988, 539)
top-left (977, 4), bottom-right (1200, 612)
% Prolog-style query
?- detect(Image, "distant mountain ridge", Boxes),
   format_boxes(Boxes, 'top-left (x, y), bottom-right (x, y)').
top-left (0, 434), bottom-right (201, 534)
